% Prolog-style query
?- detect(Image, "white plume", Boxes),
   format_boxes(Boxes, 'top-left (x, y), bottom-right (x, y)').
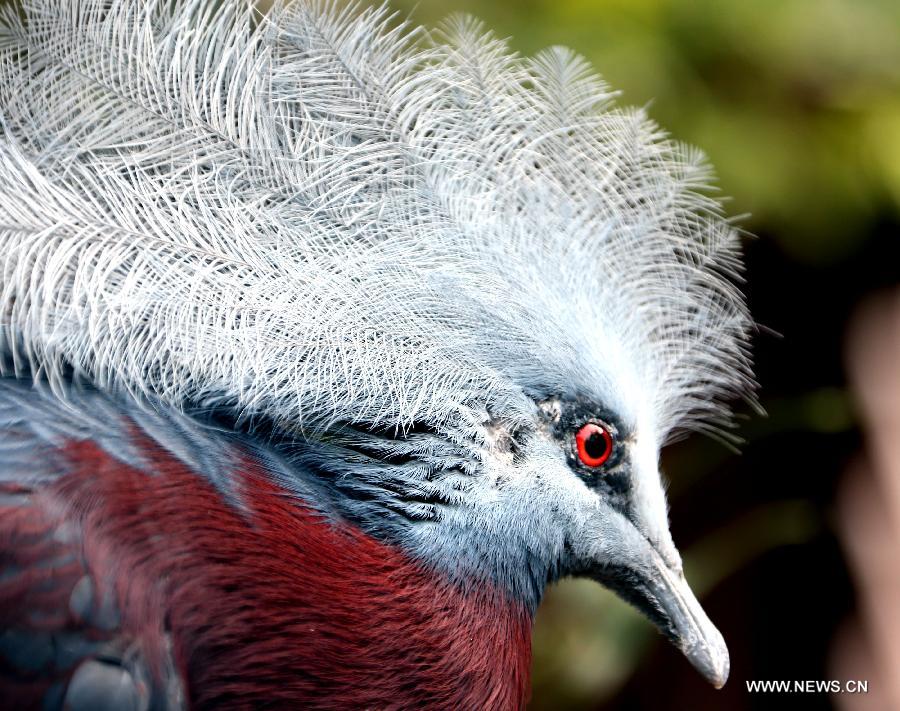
top-left (0, 0), bottom-right (753, 443)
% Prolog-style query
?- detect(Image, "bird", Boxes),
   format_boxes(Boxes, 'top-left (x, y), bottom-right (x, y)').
top-left (0, 0), bottom-right (754, 708)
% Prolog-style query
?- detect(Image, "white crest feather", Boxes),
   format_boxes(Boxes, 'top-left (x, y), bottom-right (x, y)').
top-left (0, 0), bottom-right (753, 442)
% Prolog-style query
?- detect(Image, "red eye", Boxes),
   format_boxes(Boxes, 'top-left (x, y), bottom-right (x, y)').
top-left (575, 422), bottom-right (613, 468)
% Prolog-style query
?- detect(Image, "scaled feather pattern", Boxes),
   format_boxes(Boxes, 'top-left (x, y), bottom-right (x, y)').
top-left (0, 0), bottom-right (753, 444)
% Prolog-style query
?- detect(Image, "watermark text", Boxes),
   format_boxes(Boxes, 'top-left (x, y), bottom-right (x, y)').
top-left (746, 680), bottom-right (868, 694)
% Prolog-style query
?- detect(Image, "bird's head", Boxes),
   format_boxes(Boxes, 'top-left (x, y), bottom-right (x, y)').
top-left (0, 0), bottom-right (752, 689)
top-left (468, 395), bottom-right (731, 688)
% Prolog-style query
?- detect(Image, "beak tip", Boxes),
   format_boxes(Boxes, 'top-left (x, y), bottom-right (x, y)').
top-left (711, 660), bottom-right (729, 689)
top-left (712, 667), bottom-right (729, 690)
top-left (684, 626), bottom-right (730, 689)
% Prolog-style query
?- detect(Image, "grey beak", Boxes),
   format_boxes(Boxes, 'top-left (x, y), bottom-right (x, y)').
top-left (647, 558), bottom-right (730, 688)
top-left (585, 514), bottom-right (729, 688)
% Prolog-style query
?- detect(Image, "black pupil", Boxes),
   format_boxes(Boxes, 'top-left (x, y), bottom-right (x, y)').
top-left (584, 429), bottom-right (609, 460)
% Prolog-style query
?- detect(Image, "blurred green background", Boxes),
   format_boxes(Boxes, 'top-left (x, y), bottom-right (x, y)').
top-left (379, 1), bottom-right (900, 709)
top-left (391, 0), bottom-right (900, 266)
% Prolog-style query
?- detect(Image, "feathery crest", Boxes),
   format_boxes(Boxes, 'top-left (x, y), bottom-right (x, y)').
top-left (0, 0), bottom-right (753, 443)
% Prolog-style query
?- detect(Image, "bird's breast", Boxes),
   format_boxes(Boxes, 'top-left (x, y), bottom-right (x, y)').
top-left (0, 393), bottom-right (532, 709)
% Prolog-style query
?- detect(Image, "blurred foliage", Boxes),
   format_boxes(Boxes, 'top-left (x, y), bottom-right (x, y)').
top-left (391, 0), bottom-right (900, 265)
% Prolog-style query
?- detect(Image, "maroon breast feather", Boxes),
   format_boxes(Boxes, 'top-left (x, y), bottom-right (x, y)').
top-left (1, 421), bottom-right (531, 710)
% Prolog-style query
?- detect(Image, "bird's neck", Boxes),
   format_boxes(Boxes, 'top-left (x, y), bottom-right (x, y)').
top-left (55, 426), bottom-right (534, 708)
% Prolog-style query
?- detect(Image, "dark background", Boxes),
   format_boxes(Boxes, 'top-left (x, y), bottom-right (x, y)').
top-left (385, 1), bottom-right (900, 709)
